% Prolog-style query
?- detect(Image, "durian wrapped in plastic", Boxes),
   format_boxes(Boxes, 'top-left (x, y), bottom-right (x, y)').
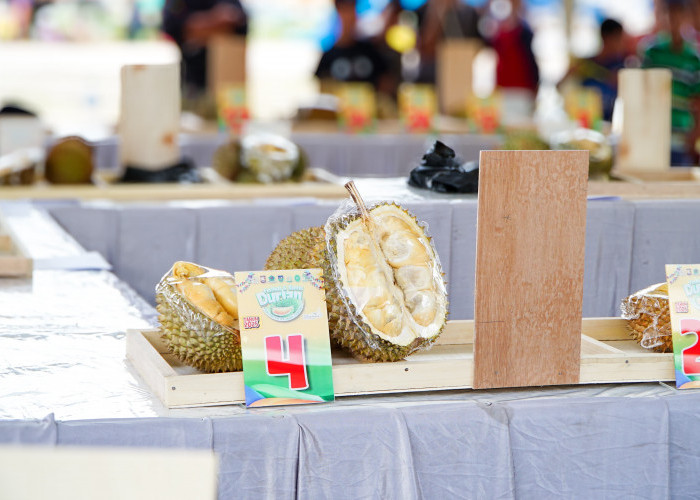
top-left (266, 182), bottom-right (448, 361)
top-left (156, 261), bottom-right (242, 372)
top-left (620, 283), bottom-right (672, 353)
top-left (212, 133), bottom-right (307, 183)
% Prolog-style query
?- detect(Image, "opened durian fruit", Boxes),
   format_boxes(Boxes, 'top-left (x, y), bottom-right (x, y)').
top-left (620, 283), bottom-right (672, 353)
top-left (266, 182), bottom-right (448, 361)
top-left (156, 261), bottom-right (242, 372)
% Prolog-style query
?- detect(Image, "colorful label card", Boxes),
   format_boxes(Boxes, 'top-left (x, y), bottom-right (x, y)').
top-left (217, 84), bottom-right (249, 135)
top-left (334, 82), bottom-right (376, 134)
top-left (467, 93), bottom-right (502, 134)
top-left (234, 269), bottom-right (334, 407)
top-left (563, 87), bottom-right (603, 131)
top-left (398, 83), bottom-right (436, 133)
top-left (666, 264), bottom-right (700, 389)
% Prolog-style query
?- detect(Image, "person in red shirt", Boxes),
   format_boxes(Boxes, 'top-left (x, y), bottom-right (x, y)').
top-left (489, 0), bottom-right (539, 95)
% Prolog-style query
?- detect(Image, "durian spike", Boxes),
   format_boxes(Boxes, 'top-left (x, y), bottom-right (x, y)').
top-left (345, 181), bottom-right (373, 229)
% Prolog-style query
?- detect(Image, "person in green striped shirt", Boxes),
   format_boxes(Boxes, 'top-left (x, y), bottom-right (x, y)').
top-left (641, 0), bottom-right (700, 166)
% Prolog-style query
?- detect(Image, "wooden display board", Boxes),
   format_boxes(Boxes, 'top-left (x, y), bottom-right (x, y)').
top-left (473, 150), bottom-right (589, 389)
top-left (126, 318), bottom-right (673, 408)
top-left (616, 68), bottom-right (672, 171)
top-left (436, 39), bottom-right (480, 116)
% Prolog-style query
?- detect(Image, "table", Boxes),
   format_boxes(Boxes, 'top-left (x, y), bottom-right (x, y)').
top-left (47, 189), bottom-right (700, 320)
top-left (2, 203), bottom-right (700, 499)
top-left (88, 132), bottom-right (501, 177)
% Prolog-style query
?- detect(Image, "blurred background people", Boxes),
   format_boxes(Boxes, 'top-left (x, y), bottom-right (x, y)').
top-left (559, 18), bottom-right (629, 121)
top-left (640, 0), bottom-right (700, 165)
top-left (162, 0), bottom-right (248, 96)
top-left (417, 0), bottom-right (482, 83)
top-left (489, 0), bottom-right (539, 96)
top-left (315, 0), bottom-right (391, 93)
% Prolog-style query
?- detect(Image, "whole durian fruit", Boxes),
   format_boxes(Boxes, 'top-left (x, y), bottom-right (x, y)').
top-left (45, 136), bottom-right (93, 184)
top-left (621, 283), bottom-right (672, 353)
top-left (266, 183), bottom-right (448, 361)
top-left (156, 261), bottom-right (242, 372)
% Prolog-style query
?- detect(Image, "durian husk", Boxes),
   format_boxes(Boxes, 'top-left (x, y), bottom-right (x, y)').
top-left (45, 136), bottom-right (94, 184)
top-left (211, 141), bottom-right (241, 181)
top-left (265, 203), bottom-right (448, 362)
top-left (621, 283), bottom-right (672, 353)
top-left (156, 263), bottom-right (242, 373)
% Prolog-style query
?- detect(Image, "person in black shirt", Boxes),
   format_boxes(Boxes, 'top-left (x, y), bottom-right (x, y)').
top-left (162, 0), bottom-right (248, 95)
top-left (315, 0), bottom-right (391, 93)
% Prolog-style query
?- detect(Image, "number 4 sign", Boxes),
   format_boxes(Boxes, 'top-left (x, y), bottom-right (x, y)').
top-left (235, 269), bottom-right (335, 407)
top-left (666, 265), bottom-right (700, 389)
top-left (265, 334), bottom-right (309, 390)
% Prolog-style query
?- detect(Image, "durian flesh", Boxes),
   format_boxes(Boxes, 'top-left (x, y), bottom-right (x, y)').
top-left (266, 203), bottom-right (448, 362)
top-left (156, 261), bottom-right (242, 372)
top-left (334, 205), bottom-right (446, 348)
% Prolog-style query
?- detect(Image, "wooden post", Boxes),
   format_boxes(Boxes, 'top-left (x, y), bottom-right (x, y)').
top-left (119, 63), bottom-right (181, 171)
top-left (473, 150), bottom-right (589, 389)
top-left (616, 68), bottom-right (672, 171)
top-left (436, 39), bottom-right (480, 116)
top-left (207, 35), bottom-right (246, 96)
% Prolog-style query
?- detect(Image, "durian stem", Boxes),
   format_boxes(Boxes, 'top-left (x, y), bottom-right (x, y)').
top-left (345, 181), bottom-right (371, 224)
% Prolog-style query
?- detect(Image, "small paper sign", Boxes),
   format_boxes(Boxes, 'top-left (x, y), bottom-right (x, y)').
top-left (564, 87), bottom-right (603, 131)
top-left (666, 264), bottom-right (700, 389)
top-left (217, 84), bottom-right (249, 135)
top-left (335, 82), bottom-right (376, 134)
top-left (235, 269), bottom-right (334, 407)
top-left (398, 83), bottom-right (436, 133)
top-left (467, 93), bottom-right (501, 134)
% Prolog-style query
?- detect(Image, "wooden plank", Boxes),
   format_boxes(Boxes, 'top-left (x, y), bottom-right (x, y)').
top-left (587, 180), bottom-right (700, 199)
top-left (473, 150), bottom-right (589, 389)
top-left (437, 318), bottom-right (632, 346)
top-left (616, 68), bottom-right (672, 171)
top-left (127, 317), bottom-right (673, 408)
top-left (0, 210), bottom-right (32, 277)
top-left (0, 234), bottom-right (11, 252)
top-left (581, 334), bottom-right (624, 355)
top-left (125, 330), bottom-right (175, 404)
top-left (580, 352), bottom-right (673, 383)
top-left (613, 167), bottom-right (700, 182)
top-left (0, 181), bottom-right (347, 201)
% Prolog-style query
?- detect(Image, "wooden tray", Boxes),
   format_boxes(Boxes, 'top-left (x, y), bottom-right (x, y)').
top-left (0, 211), bottom-right (32, 277)
top-left (126, 318), bottom-right (674, 408)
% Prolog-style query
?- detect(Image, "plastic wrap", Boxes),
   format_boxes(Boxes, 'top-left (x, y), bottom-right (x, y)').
top-left (620, 283), bottom-right (672, 352)
top-left (549, 128), bottom-right (614, 180)
top-left (323, 198), bottom-right (448, 360)
top-left (407, 140), bottom-right (479, 194)
top-left (155, 262), bottom-right (242, 372)
top-left (241, 133), bottom-right (300, 183)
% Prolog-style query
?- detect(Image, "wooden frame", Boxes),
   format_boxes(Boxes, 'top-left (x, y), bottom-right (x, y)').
top-left (126, 318), bottom-right (673, 408)
top-left (0, 211), bottom-right (32, 277)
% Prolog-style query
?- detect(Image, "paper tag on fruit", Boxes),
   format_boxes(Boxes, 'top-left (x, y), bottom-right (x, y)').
top-left (235, 269), bottom-right (334, 407)
top-left (217, 84), bottom-right (249, 135)
top-left (335, 82), bottom-right (376, 134)
top-left (666, 264), bottom-right (700, 389)
top-left (398, 83), bottom-right (436, 133)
